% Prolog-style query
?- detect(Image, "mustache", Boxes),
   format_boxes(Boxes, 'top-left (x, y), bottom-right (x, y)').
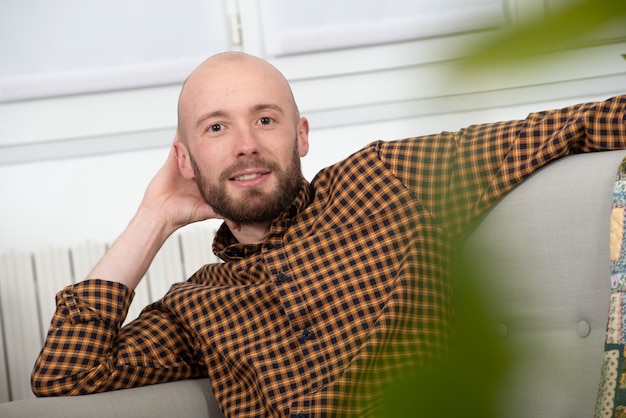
top-left (219, 155), bottom-right (279, 182)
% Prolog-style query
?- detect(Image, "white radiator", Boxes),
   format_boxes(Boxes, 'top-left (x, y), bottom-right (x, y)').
top-left (0, 225), bottom-right (219, 402)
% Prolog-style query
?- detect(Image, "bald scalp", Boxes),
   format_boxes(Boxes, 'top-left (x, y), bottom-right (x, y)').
top-left (176, 52), bottom-right (300, 145)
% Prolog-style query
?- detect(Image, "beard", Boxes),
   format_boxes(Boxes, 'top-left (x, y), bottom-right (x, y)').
top-left (188, 142), bottom-right (304, 224)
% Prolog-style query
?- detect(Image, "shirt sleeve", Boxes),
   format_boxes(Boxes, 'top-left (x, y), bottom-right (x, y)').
top-left (380, 95), bottom-right (626, 235)
top-left (31, 279), bottom-right (206, 397)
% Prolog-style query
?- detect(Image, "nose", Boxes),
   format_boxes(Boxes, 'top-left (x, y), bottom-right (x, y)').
top-left (234, 124), bottom-right (260, 157)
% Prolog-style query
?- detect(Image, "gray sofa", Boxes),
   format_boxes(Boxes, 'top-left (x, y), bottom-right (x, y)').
top-left (1, 149), bottom-right (625, 417)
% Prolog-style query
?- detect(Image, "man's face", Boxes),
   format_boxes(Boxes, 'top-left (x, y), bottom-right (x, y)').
top-left (178, 55), bottom-right (309, 224)
top-left (188, 136), bottom-right (304, 223)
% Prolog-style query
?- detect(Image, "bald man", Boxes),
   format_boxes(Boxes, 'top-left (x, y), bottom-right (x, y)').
top-left (32, 52), bottom-right (626, 417)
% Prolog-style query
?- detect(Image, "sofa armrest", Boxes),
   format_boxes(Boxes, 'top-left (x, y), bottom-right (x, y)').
top-left (0, 378), bottom-right (224, 418)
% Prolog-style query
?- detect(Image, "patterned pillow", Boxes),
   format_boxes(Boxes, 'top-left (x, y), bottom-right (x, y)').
top-left (596, 157), bottom-right (626, 418)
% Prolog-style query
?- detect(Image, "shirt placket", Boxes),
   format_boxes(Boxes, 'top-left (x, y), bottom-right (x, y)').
top-left (265, 244), bottom-right (320, 417)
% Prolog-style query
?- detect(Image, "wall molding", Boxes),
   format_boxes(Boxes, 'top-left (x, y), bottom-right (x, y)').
top-left (2, 72), bottom-right (624, 166)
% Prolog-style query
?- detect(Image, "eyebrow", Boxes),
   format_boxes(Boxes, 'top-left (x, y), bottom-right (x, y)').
top-left (253, 103), bottom-right (285, 114)
top-left (195, 111), bottom-right (227, 129)
top-left (195, 103), bottom-right (286, 129)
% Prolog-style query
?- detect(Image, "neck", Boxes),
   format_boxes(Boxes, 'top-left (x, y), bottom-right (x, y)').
top-left (224, 219), bottom-right (271, 244)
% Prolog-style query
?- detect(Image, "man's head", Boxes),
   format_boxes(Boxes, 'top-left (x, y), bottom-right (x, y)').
top-left (175, 52), bottom-right (309, 225)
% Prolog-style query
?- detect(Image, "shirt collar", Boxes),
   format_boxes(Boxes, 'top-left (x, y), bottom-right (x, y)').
top-left (212, 179), bottom-right (313, 261)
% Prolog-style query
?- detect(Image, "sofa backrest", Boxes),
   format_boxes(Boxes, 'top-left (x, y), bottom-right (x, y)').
top-left (464, 149), bottom-right (626, 417)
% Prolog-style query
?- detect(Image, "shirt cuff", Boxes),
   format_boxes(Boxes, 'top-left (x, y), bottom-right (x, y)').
top-left (55, 279), bottom-right (135, 328)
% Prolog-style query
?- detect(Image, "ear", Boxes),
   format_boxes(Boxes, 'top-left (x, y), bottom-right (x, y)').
top-left (174, 139), bottom-right (195, 180)
top-left (297, 117), bottom-right (310, 157)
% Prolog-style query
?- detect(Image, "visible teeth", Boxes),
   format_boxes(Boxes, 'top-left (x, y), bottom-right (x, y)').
top-left (235, 173), bottom-right (262, 181)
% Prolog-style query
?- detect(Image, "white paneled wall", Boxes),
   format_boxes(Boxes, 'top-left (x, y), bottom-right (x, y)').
top-left (0, 0), bottom-right (230, 101)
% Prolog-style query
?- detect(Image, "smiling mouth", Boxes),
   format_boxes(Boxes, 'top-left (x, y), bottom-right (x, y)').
top-left (233, 173), bottom-right (264, 181)
top-left (224, 156), bottom-right (276, 183)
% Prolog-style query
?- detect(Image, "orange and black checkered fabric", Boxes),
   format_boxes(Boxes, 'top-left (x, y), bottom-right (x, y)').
top-left (32, 96), bottom-right (626, 417)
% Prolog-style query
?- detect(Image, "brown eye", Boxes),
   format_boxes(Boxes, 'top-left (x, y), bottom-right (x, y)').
top-left (209, 124), bottom-right (223, 132)
top-left (259, 117), bottom-right (272, 125)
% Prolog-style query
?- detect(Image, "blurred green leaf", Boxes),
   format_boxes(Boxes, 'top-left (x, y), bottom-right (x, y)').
top-left (375, 256), bottom-right (512, 418)
top-left (462, 0), bottom-right (626, 68)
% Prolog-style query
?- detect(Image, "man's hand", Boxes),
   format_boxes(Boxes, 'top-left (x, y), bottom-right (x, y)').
top-left (139, 142), bottom-right (219, 235)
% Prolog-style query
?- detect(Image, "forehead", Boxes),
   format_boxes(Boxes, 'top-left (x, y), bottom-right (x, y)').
top-left (181, 58), bottom-right (295, 119)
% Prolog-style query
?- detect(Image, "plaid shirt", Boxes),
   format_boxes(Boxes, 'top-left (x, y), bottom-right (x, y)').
top-left (33, 96), bottom-right (626, 417)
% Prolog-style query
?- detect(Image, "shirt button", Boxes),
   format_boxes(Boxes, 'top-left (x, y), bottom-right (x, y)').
top-left (301, 329), bottom-right (314, 340)
top-left (277, 272), bottom-right (288, 283)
